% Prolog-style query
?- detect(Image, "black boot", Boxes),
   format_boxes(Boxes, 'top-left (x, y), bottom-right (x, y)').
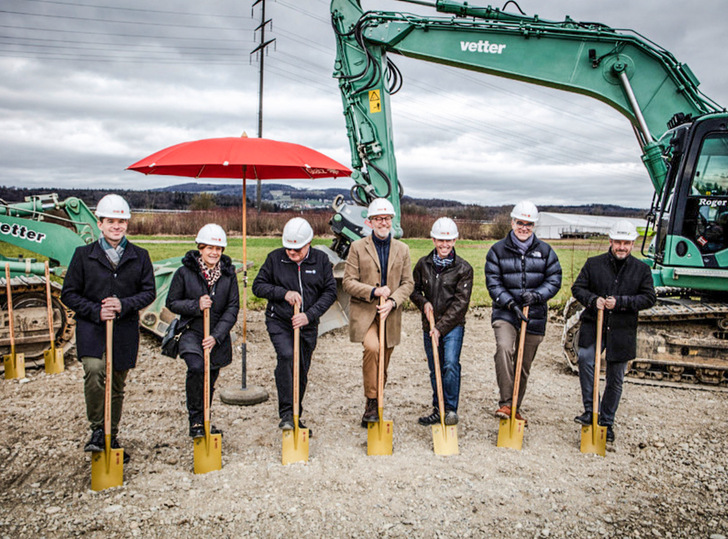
top-left (361, 398), bottom-right (378, 427)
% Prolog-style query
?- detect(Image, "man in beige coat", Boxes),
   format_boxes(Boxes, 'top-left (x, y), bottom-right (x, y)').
top-left (343, 198), bottom-right (414, 427)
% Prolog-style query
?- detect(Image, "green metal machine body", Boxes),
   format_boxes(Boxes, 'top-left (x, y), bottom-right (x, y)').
top-left (329, 0), bottom-right (728, 386)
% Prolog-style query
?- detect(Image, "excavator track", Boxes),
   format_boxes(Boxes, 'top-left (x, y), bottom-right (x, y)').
top-left (0, 276), bottom-right (75, 374)
top-left (562, 289), bottom-right (728, 390)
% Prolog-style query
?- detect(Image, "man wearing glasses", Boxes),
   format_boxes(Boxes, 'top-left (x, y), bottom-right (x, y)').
top-left (253, 217), bottom-right (337, 434)
top-left (343, 198), bottom-right (414, 427)
top-left (485, 201), bottom-right (562, 425)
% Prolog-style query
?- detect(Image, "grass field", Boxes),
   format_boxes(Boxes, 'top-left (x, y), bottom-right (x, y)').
top-left (5, 234), bottom-right (612, 310)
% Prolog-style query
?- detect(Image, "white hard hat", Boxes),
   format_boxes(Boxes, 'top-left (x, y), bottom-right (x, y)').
top-left (609, 220), bottom-right (639, 241)
top-left (510, 200), bottom-right (539, 222)
top-left (95, 194), bottom-right (131, 219)
top-left (430, 217), bottom-right (459, 239)
top-left (367, 198), bottom-right (396, 218)
top-left (282, 217), bottom-right (314, 249)
top-left (195, 223), bottom-right (227, 247)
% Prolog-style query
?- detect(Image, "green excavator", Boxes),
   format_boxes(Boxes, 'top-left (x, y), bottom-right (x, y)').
top-left (325, 0), bottom-right (728, 387)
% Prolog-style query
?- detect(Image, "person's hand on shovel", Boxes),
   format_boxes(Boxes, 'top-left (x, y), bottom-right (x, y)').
top-left (100, 296), bottom-right (121, 321)
top-left (424, 302), bottom-right (440, 347)
top-left (377, 296), bottom-right (395, 320)
top-left (596, 296), bottom-right (616, 310)
top-left (507, 300), bottom-right (529, 323)
top-left (199, 294), bottom-right (213, 310)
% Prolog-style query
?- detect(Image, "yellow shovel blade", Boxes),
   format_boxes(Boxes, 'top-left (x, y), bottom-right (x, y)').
top-left (367, 418), bottom-right (393, 456)
top-left (193, 433), bottom-right (222, 474)
top-left (497, 417), bottom-right (525, 450)
top-left (3, 353), bottom-right (25, 379)
top-left (580, 424), bottom-right (607, 457)
top-left (282, 427), bottom-right (309, 465)
top-left (91, 444), bottom-right (124, 491)
top-left (432, 424), bottom-right (459, 456)
top-left (44, 348), bottom-right (64, 374)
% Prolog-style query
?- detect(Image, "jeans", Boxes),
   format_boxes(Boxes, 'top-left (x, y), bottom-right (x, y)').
top-left (577, 342), bottom-right (628, 426)
top-left (82, 356), bottom-right (129, 436)
top-left (423, 325), bottom-right (464, 412)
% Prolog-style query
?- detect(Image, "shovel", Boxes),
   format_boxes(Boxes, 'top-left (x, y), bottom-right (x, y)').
top-left (497, 306), bottom-right (529, 450)
top-left (43, 262), bottom-right (64, 374)
top-left (282, 303), bottom-right (309, 464)
top-left (427, 311), bottom-right (458, 455)
top-left (194, 308), bottom-right (222, 474)
top-left (580, 307), bottom-right (607, 457)
top-left (368, 297), bottom-right (393, 456)
top-left (91, 319), bottom-right (124, 491)
top-left (3, 263), bottom-right (25, 380)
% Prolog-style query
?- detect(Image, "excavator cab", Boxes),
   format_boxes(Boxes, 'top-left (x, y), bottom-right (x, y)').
top-left (650, 115), bottom-right (728, 292)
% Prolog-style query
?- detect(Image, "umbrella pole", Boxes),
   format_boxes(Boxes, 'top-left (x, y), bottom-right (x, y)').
top-left (219, 167), bottom-right (268, 407)
top-left (242, 175), bottom-right (248, 389)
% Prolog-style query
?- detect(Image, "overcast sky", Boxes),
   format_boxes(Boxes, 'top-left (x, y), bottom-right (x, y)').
top-left (1, 0), bottom-right (726, 209)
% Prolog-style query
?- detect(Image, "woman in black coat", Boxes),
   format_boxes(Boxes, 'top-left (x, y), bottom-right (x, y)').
top-left (166, 224), bottom-right (239, 438)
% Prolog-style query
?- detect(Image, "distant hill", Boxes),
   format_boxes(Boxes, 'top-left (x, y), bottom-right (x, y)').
top-left (0, 183), bottom-right (647, 219)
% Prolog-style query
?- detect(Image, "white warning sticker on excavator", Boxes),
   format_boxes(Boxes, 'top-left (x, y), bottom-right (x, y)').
top-left (369, 90), bottom-right (381, 113)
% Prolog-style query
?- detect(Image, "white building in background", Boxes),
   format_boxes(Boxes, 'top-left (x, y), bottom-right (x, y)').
top-left (535, 212), bottom-right (647, 239)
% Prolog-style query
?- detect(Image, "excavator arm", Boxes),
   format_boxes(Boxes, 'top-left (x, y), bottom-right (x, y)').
top-left (330, 0), bottom-right (722, 243)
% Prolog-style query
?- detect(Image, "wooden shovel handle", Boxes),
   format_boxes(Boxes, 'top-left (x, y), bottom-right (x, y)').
top-left (44, 262), bottom-right (55, 345)
top-left (105, 319), bottom-right (113, 437)
top-left (593, 308), bottom-right (604, 415)
top-left (427, 311), bottom-right (446, 421)
top-left (5, 264), bottom-right (15, 351)
top-left (293, 303), bottom-right (300, 418)
top-left (378, 297), bottom-right (385, 408)
top-left (203, 308), bottom-right (211, 425)
top-left (510, 306), bottom-right (529, 419)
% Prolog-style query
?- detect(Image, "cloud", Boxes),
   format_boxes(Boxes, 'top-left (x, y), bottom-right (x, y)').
top-left (1, 0), bottom-right (726, 208)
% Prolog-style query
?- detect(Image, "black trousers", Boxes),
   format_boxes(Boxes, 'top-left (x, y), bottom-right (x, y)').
top-left (183, 352), bottom-right (220, 427)
top-left (266, 317), bottom-right (318, 419)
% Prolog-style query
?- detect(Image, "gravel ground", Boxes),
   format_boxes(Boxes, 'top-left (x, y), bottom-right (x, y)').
top-left (1, 308), bottom-right (727, 538)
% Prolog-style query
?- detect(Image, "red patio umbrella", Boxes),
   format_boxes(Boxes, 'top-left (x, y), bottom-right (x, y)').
top-left (128, 134), bottom-right (351, 405)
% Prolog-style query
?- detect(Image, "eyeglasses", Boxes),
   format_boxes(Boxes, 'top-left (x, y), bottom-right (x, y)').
top-left (370, 216), bottom-right (392, 223)
top-left (286, 246), bottom-right (304, 253)
top-left (514, 220), bottom-right (535, 228)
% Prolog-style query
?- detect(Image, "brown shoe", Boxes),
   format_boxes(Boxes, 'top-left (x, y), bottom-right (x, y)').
top-left (361, 398), bottom-right (378, 426)
top-left (494, 405), bottom-right (511, 419)
top-left (515, 411), bottom-right (528, 427)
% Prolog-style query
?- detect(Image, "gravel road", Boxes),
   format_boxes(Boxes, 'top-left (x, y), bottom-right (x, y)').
top-left (1, 309), bottom-right (726, 538)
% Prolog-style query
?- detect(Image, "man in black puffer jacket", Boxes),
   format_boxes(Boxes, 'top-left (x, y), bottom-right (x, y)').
top-left (485, 201), bottom-right (562, 424)
top-left (252, 218), bottom-right (337, 434)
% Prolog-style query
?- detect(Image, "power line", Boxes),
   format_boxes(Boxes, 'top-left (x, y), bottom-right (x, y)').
top-left (0, 8), bottom-right (248, 31)
top-left (21, 0), bottom-right (250, 19)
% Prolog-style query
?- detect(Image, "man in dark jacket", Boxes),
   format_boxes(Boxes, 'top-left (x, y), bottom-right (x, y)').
top-left (61, 194), bottom-right (156, 458)
top-left (485, 201), bottom-right (562, 424)
top-left (252, 217), bottom-right (337, 433)
top-left (572, 220), bottom-right (656, 443)
top-left (411, 217), bottom-right (473, 426)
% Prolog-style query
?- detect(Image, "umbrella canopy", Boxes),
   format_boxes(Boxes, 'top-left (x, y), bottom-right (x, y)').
top-left (127, 136), bottom-right (351, 180)
top-left (127, 135), bottom-right (351, 406)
